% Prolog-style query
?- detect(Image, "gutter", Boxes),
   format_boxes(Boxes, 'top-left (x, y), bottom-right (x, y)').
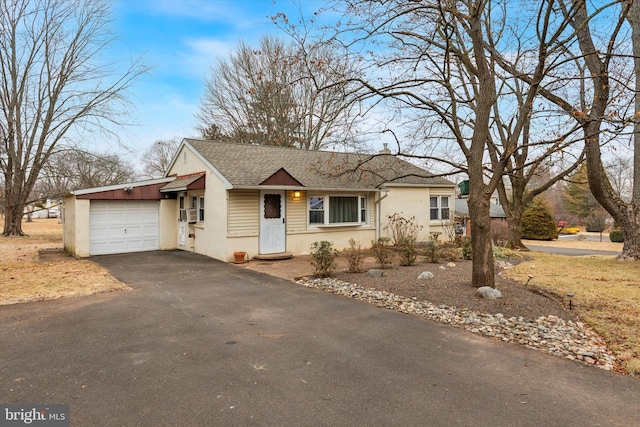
top-left (375, 187), bottom-right (390, 241)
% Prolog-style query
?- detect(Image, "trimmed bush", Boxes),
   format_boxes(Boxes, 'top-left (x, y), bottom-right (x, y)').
top-left (522, 198), bottom-right (558, 241)
top-left (609, 230), bottom-right (623, 243)
top-left (586, 214), bottom-right (606, 233)
top-left (309, 241), bottom-right (339, 277)
top-left (560, 227), bottom-right (580, 235)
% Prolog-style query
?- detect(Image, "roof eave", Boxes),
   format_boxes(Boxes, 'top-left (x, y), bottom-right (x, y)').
top-left (71, 177), bottom-right (175, 196)
top-left (231, 185), bottom-right (381, 192)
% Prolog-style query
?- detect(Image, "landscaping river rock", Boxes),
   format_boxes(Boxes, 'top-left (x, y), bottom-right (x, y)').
top-left (296, 277), bottom-right (617, 371)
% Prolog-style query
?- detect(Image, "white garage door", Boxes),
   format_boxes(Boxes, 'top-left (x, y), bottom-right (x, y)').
top-left (90, 200), bottom-right (160, 255)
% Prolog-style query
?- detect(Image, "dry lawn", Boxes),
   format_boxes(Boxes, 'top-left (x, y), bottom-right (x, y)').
top-left (0, 218), bottom-right (128, 305)
top-left (505, 251), bottom-right (640, 374)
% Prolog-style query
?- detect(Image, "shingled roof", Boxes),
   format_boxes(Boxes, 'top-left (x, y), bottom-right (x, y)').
top-left (182, 138), bottom-right (454, 191)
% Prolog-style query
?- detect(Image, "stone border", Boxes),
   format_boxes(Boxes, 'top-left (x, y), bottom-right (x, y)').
top-left (296, 277), bottom-right (617, 371)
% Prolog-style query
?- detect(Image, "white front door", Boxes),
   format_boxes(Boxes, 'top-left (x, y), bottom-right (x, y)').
top-left (178, 195), bottom-right (187, 246)
top-left (260, 191), bottom-right (286, 254)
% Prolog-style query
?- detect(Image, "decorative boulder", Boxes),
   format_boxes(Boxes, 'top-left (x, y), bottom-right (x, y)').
top-left (477, 286), bottom-right (503, 300)
top-left (367, 269), bottom-right (384, 277)
top-left (447, 262), bottom-right (456, 268)
top-left (418, 271), bottom-right (435, 280)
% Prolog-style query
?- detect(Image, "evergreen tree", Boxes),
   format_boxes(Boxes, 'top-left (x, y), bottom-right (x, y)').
top-left (563, 165), bottom-right (609, 230)
top-left (522, 197), bottom-right (558, 241)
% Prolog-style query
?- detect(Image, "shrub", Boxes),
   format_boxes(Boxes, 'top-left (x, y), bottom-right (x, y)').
top-left (309, 241), bottom-right (339, 277)
top-left (424, 235), bottom-right (441, 263)
top-left (371, 237), bottom-right (393, 268)
top-left (491, 220), bottom-right (508, 247)
top-left (560, 227), bottom-right (580, 235)
top-left (521, 198), bottom-right (558, 240)
top-left (384, 213), bottom-right (422, 266)
top-left (460, 236), bottom-right (472, 260)
top-left (343, 238), bottom-right (365, 273)
top-left (398, 243), bottom-right (418, 266)
top-left (385, 212), bottom-right (423, 246)
top-left (586, 214), bottom-right (606, 233)
top-left (609, 229), bottom-right (623, 243)
top-left (440, 245), bottom-right (460, 262)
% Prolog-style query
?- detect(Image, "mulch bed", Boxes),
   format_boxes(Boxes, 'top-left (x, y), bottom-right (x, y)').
top-left (333, 259), bottom-right (577, 322)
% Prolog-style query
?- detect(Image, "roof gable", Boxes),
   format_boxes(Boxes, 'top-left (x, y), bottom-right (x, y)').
top-left (260, 168), bottom-right (303, 187)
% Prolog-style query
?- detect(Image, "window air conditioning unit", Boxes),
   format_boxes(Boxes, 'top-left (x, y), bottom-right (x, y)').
top-left (179, 209), bottom-right (198, 223)
top-left (187, 208), bottom-right (198, 223)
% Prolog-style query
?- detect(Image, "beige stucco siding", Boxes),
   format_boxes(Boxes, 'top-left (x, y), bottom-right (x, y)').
top-left (286, 226), bottom-right (376, 255)
top-left (166, 145), bottom-right (230, 261)
top-left (158, 199), bottom-right (177, 250)
top-left (379, 186), bottom-right (456, 243)
top-left (62, 196), bottom-right (91, 257)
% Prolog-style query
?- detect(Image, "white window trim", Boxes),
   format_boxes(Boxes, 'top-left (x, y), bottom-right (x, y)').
top-left (308, 194), bottom-right (368, 227)
top-left (430, 195), bottom-right (451, 222)
top-left (184, 192), bottom-right (205, 224)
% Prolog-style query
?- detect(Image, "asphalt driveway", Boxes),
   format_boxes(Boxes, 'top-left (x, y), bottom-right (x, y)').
top-left (1, 250), bottom-right (638, 426)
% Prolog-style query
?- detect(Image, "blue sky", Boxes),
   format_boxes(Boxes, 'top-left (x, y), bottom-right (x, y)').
top-left (106, 0), bottom-right (325, 165)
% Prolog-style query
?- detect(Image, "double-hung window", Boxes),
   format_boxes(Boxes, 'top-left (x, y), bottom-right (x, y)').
top-left (309, 195), bottom-right (367, 225)
top-left (189, 195), bottom-right (205, 223)
top-left (430, 196), bottom-right (450, 221)
top-left (198, 197), bottom-right (205, 222)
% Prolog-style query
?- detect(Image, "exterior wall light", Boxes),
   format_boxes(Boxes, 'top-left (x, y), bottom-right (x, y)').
top-left (293, 190), bottom-right (301, 201)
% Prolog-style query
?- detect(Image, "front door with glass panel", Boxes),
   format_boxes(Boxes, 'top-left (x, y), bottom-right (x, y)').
top-left (259, 191), bottom-right (286, 254)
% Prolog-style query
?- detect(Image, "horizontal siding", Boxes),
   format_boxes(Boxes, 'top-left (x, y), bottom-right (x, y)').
top-left (228, 190), bottom-right (259, 235)
top-left (287, 190), bottom-right (307, 232)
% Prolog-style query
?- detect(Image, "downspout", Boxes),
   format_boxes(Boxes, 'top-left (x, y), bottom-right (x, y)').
top-left (375, 187), bottom-right (389, 241)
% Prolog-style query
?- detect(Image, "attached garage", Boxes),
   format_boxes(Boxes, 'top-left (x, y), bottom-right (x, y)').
top-left (63, 178), bottom-right (178, 258)
top-left (89, 200), bottom-right (160, 255)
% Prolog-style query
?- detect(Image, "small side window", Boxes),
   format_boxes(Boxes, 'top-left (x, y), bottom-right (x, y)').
top-left (199, 197), bottom-right (205, 222)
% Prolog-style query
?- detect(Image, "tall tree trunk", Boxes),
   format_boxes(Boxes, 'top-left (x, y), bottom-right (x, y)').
top-left (505, 204), bottom-right (527, 250)
top-left (2, 185), bottom-right (26, 236)
top-left (499, 177), bottom-right (528, 250)
top-left (620, 204), bottom-right (640, 260)
top-left (468, 187), bottom-right (494, 288)
top-left (465, 4), bottom-right (499, 288)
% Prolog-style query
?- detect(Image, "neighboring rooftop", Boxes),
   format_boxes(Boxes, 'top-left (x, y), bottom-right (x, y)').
top-left (454, 198), bottom-right (506, 218)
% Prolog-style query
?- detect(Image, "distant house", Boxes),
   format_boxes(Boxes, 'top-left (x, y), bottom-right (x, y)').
top-left (63, 139), bottom-right (456, 261)
top-left (454, 198), bottom-right (507, 236)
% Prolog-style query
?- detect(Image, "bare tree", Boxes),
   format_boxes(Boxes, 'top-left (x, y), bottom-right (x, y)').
top-left (513, 1), bottom-right (640, 259)
top-left (0, 0), bottom-right (145, 236)
top-left (141, 138), bottom-right (181, 179)
top-left (38, 149), bottom-right (135, 197)
top-left (604, 154), bottom-right (633, 202)
top-left (200, 124), bottom-right (230, 141)
top-left (319, 1), bottom-right (590, 287)
top-left (197, 34), bottom-right (361, 150)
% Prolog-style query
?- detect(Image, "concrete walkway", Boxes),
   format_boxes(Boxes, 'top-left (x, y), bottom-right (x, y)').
top-left (1, 250), bottom-right (638, 426)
